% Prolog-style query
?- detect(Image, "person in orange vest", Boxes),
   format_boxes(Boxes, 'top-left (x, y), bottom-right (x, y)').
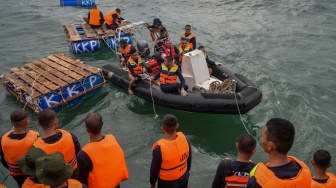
top-left (87, 5), bottom-right (104, 28)
top-left (77, 112), bottom-right (129, 188)
top-left (246, 118), bottom-right (312, 188)
top-left (104, 8), bottom-right (124, 30)
top-left (0, 183), bottom-right (6, 188)
top-left (35, 152), bottom-right (87, 188)
top-left (151, 56), bottom-right (188, 97)
top-left (211, 134), bottom-right (256, 188)
top-left (159, 38), bottom-right (180, 64)
top-left (0, 109), bottom-right (39, 187)
top-left (127, 46), bottom-right (146, 95)
top-left (180, 25), bottom-right (196, 50)
top-left (34, 109), bottom-right (81, 178)
top-left (178, 38), bottom-right (193, 65)
top-left (17, 147), bottom-right (47, 188)
top-left (311, 150), bottom-right (336, 187)
top-left (118, 39), bottom-right (132, 66)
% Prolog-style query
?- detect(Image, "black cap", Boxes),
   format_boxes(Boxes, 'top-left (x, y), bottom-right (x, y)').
top-left (129, 46), bottom-right (137, 54)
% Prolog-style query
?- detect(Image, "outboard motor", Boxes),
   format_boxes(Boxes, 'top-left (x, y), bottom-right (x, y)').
top-left (137, 40), bottom-right (150, 60)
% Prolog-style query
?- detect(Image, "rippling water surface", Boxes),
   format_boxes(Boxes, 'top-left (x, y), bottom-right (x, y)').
top-left (1, 0), bottom-right (336, 187)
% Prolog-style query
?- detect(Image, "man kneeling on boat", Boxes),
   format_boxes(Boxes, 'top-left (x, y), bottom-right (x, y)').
top-left (151, 56), bottom-right (188, 97)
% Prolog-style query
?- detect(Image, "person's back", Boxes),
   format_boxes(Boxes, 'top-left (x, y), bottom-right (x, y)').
top-left (211, 134), bottom-right (256, 188)
top-left (0, 109), bottom-right (39, 187)
top-left (311, 150), bottom-right (336, 188)
top-left (77, 113), bottom-right (129, 188)
top-left (87, 5), bottom-right (103, 28)
top-left (247, 118), bottom-right (311, 188)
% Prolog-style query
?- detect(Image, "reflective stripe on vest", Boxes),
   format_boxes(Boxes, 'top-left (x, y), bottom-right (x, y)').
top-left (104, 10), bottom-right (120, 25)
top-left (311, 173), bottom-right (336, 188)
top-left (152, 132), bottom-right (189, 181)
top-left (34, 129), bottom-right (77, 170)
top-left (89, 9), bottom-right (101, 26)
top-left (22, 177), bottom-right (47, 188)
top-left (127, 57), bottom-right (143, 75)
top-left (225, 176), bottom-right (249, 188)
top-left (178, 45), bottom-right (191, 61)
top-left (120, 44), bottom-right (132, 58)
top-left (82, 135), bottom-right (129, 188)
top-left (180, 32), bottom-right (195, 49)
top-left (1, 130), bottom-right (39, 176)
top-left (250, 156), bottom-right (312, 188)
top-left (159, 64), bottom-right (178, 85)
top-left (162, 45), bottom-right (176, 59)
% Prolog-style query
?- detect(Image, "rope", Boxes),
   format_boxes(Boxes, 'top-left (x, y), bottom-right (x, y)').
top-left (146, 74), bottom-right (158, 118)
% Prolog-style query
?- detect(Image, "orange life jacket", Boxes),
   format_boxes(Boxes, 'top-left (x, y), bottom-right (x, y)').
top-left (311, 173), bottom-right (336, 188)
top-left (22, 177), bottom-right (48, 188)
top-left (0, 184), bottom-right (6, 188)
top-left (34, 129), bottom-right (77, 170)
top-left (148, 58), bottom-right (160, 74)
top-left (120, 44), bottom-right (132, 59)
top-left (178, 45), bottom-right (192, 62)
top-left (250, 156), bottom-right (311, 188)
top-left (161, 45), bottom-right (176, 59)
top-left (1, 130), bottom-right (39, 176)
top-left (104, 10), bottom-right (120, 25)
top-left (127, 57), bottom-right (143, 76)
top-left (152, 132), bottom-right (189, 181)
top-left (180, 32), bottom-right (196, 49)
top-left (159, 64), bottom-right (178, 85)
top-left (89, 8), bottom-right (101, 26)
top-left (82, 135), bottom-right (129, 188)
top-left (220, 159), bottom-right (250, 188)
top-left (67, 179), bottom-right (83, 188)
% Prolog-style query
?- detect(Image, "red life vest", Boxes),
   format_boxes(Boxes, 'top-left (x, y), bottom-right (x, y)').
top-left (89, 8), bottom-right (101, 26)
top-left (161, 45), bottom-right (176, 59)
top-left (1, 130), bottom-right (39, 176)
top-left (148, 58), bottom-right (160, 74)
top-left (311, 173), bottom-right (336, 188)
top-left (104, 10), bottom-right (120, 25)
top-left (127, 57), bottom-right (143, 76)
top-left (159, 64), bottom-right (178, 85)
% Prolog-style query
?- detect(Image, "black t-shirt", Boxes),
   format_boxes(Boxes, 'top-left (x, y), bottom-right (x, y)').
top-left (312, 178), bottom-right (328, 183)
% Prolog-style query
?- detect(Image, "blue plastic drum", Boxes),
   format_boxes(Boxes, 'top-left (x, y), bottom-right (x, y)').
top-left (80, 0), bottom-right (95, 7)
top-left (70, 39), bottom-right (100, 54)
top-left (38, 91), bottom-right (63, 111)
top-left (61, 82), bottom-right (84, 105)
top-left (60, 0), bottom-right (79, 6)
top-left (82, 74), bottom-right (104, 94)
top-left (105, 35), bottom-right (133, 49)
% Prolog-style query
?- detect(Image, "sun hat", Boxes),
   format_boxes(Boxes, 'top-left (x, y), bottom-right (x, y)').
top-left (35, 152), bottom-right (73, 186)
top-left (153, 18), bottom-right (162, 25)
top-left (17, 148), bottom-right (47, 176)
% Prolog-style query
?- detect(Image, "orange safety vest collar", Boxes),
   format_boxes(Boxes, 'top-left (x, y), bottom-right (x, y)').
top-left (89, 8), bottom-right (101, 26)
top-left (180, 32), bottom-right (195, 49)
top-left (159, 64), bottom-right (178, 85)
top-left (22, 177), bottom-right (48, 188)
top-left (152, 132), bottom-right (189, 181)
top-left (311, 172), bottom-right (336, 188)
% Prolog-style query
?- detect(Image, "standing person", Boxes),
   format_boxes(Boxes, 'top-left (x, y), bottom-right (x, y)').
top-left (145, 18), bottom-right (169, 52)
top-left (178, 38), bottom-right (193, 65)
top-left (246, 118), bottom-right (312, 188)
top-left (159, 38), bottom-right (179, 64)
top-left (119, 39), bottom-right (132, 65)
top-left (35, 152), bottom-right (86, 188)
top-left (127, 46), bottom-right (145, 94)
top-left (17, 148), bottom-right (47, 188)
top-left (0, 109), bottom-right (39, 187)
top-left (104, 8), bottom-right (124, 30)
top-left (211, 134), bottom-right (257, 188)
top-left (34, 109), bottom-right (81, 175)
top-left (311, 150), bottom-right (336, 187)
top-left (77, 112), bottom-right (129, 188)
top-left (149, 114), bottom-right (192, 188)
top-left (198, 46), bottom-right (221, 75)
top-left (87, 5), bottom-right (104, 28)
top-left (180, 25), bottom-right (196, 50)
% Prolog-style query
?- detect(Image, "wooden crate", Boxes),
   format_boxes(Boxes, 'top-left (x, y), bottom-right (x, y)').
top-left (0, 54), bottom-right (106, 113)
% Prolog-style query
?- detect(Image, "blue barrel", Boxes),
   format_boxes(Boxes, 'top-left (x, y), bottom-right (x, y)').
top-left (38, 91), bottom-right (63, 112)
top-left (82, 74), bottom-right (104, 94)
top-left (80, 0), bottom-right (95, 7)
top-left (74, 24), bottom-right (82, 29)
top-left (77, 29), bottom-right (85, 35)
top-left (70, 39), bottom-right (100, 54)
top-left (61, 82), bottom-right (84, 105)
top-left (60, 0), bottom-right (79, 6)
top-left (105, 35), bottom-right (133, 49)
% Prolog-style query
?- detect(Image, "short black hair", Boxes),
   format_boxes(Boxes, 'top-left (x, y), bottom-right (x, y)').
top-left (238, 134), bottom-right (256, 153)
top-left (10, 109), bottom-right (29, 126)
top-left (313, 150), bottom-right (331, 169)
top-left (38, 109), bottom-right (57, 128)
top-left (162, 114), bottom-right (178, 134)
top-left (116, 8), bottom-right (121, 13)
top-left (165, 56), bottom-right (173, 63)
top-left (198, 46), bottom-right (204, 50)
top-left (185, 25), bottom-right (191, 28)
top-left (265, 118), bottom-right (295, 154)
top-left (92, 5), bottom-right (97, 8)
top-left (85, 113), bottom-right (103, 134)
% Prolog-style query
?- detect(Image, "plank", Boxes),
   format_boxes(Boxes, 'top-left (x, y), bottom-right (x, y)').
top-left (20, 67), bottom-right (59, 91)
top-left (4, 73), bottom-right (37, 97)
top-left (34, 60), bottom-right (75, 84)
top-left (53, 54), bottom-right (100, 74)
top-left (65, 23), bottom-right (81, 41)
top-left (47, 55), bottom-right (91, 77)
top-left (26, 62), bottom-right (68, 87)
top-left (101, 24), bottom-right (115, 37)
top-left (95, 28), bottom-right (104, 35)
top-left (40, 58), bottom-right (83, 80)
top-left (81, 23), bottom-right (97, 38)
top-left (10, 68), bottom-right (50, 94)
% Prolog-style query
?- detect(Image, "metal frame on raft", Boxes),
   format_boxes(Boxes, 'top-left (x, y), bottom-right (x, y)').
top-left (0, 54), bottom-right (106, 113)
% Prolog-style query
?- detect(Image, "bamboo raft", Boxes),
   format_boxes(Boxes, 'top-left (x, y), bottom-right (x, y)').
top-left (0, 54), bottom-right (106, 113)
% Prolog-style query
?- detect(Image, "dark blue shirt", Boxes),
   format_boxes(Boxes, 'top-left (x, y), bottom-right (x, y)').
top-left (205, 54), bottom-right (216, 66)
top-left (127, 58), bottom-right (143, 77)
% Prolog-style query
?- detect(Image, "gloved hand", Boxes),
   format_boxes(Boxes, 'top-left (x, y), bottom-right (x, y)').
top-left (181, 88), bottom-right (188, 97)
top-left (214, 62), bottom-right (222, 66)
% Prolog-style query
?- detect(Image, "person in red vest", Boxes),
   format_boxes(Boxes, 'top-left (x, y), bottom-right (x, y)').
top-left (77, 112), bottom-right (129, 188)
top-left (87, 5), bottom-right (104, 28)
top-left (34, 109), bottom-right (81, 178)
top-left (159, 38), bottom-right (179, 64)
top-left (104, 8), bottom-right (124, 30)
top-left (180, 25), bottom-right (196, 50)
top-left (0, 109), bottom-right (39, 187)
top-left (247, 118), bottom-right (312, 188)
top-left (35, 152), bottom-right (87, 188)
top-left (118, 39), bottom-right (132, 66)
top-left (311, 150), bottom-right (336, 187)
top-left (178, 38), bottom-right (193, 65)
top-left (149, 114), bottom-right (192, 188)
top-left (211, 134), bottom-right (256, 188)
